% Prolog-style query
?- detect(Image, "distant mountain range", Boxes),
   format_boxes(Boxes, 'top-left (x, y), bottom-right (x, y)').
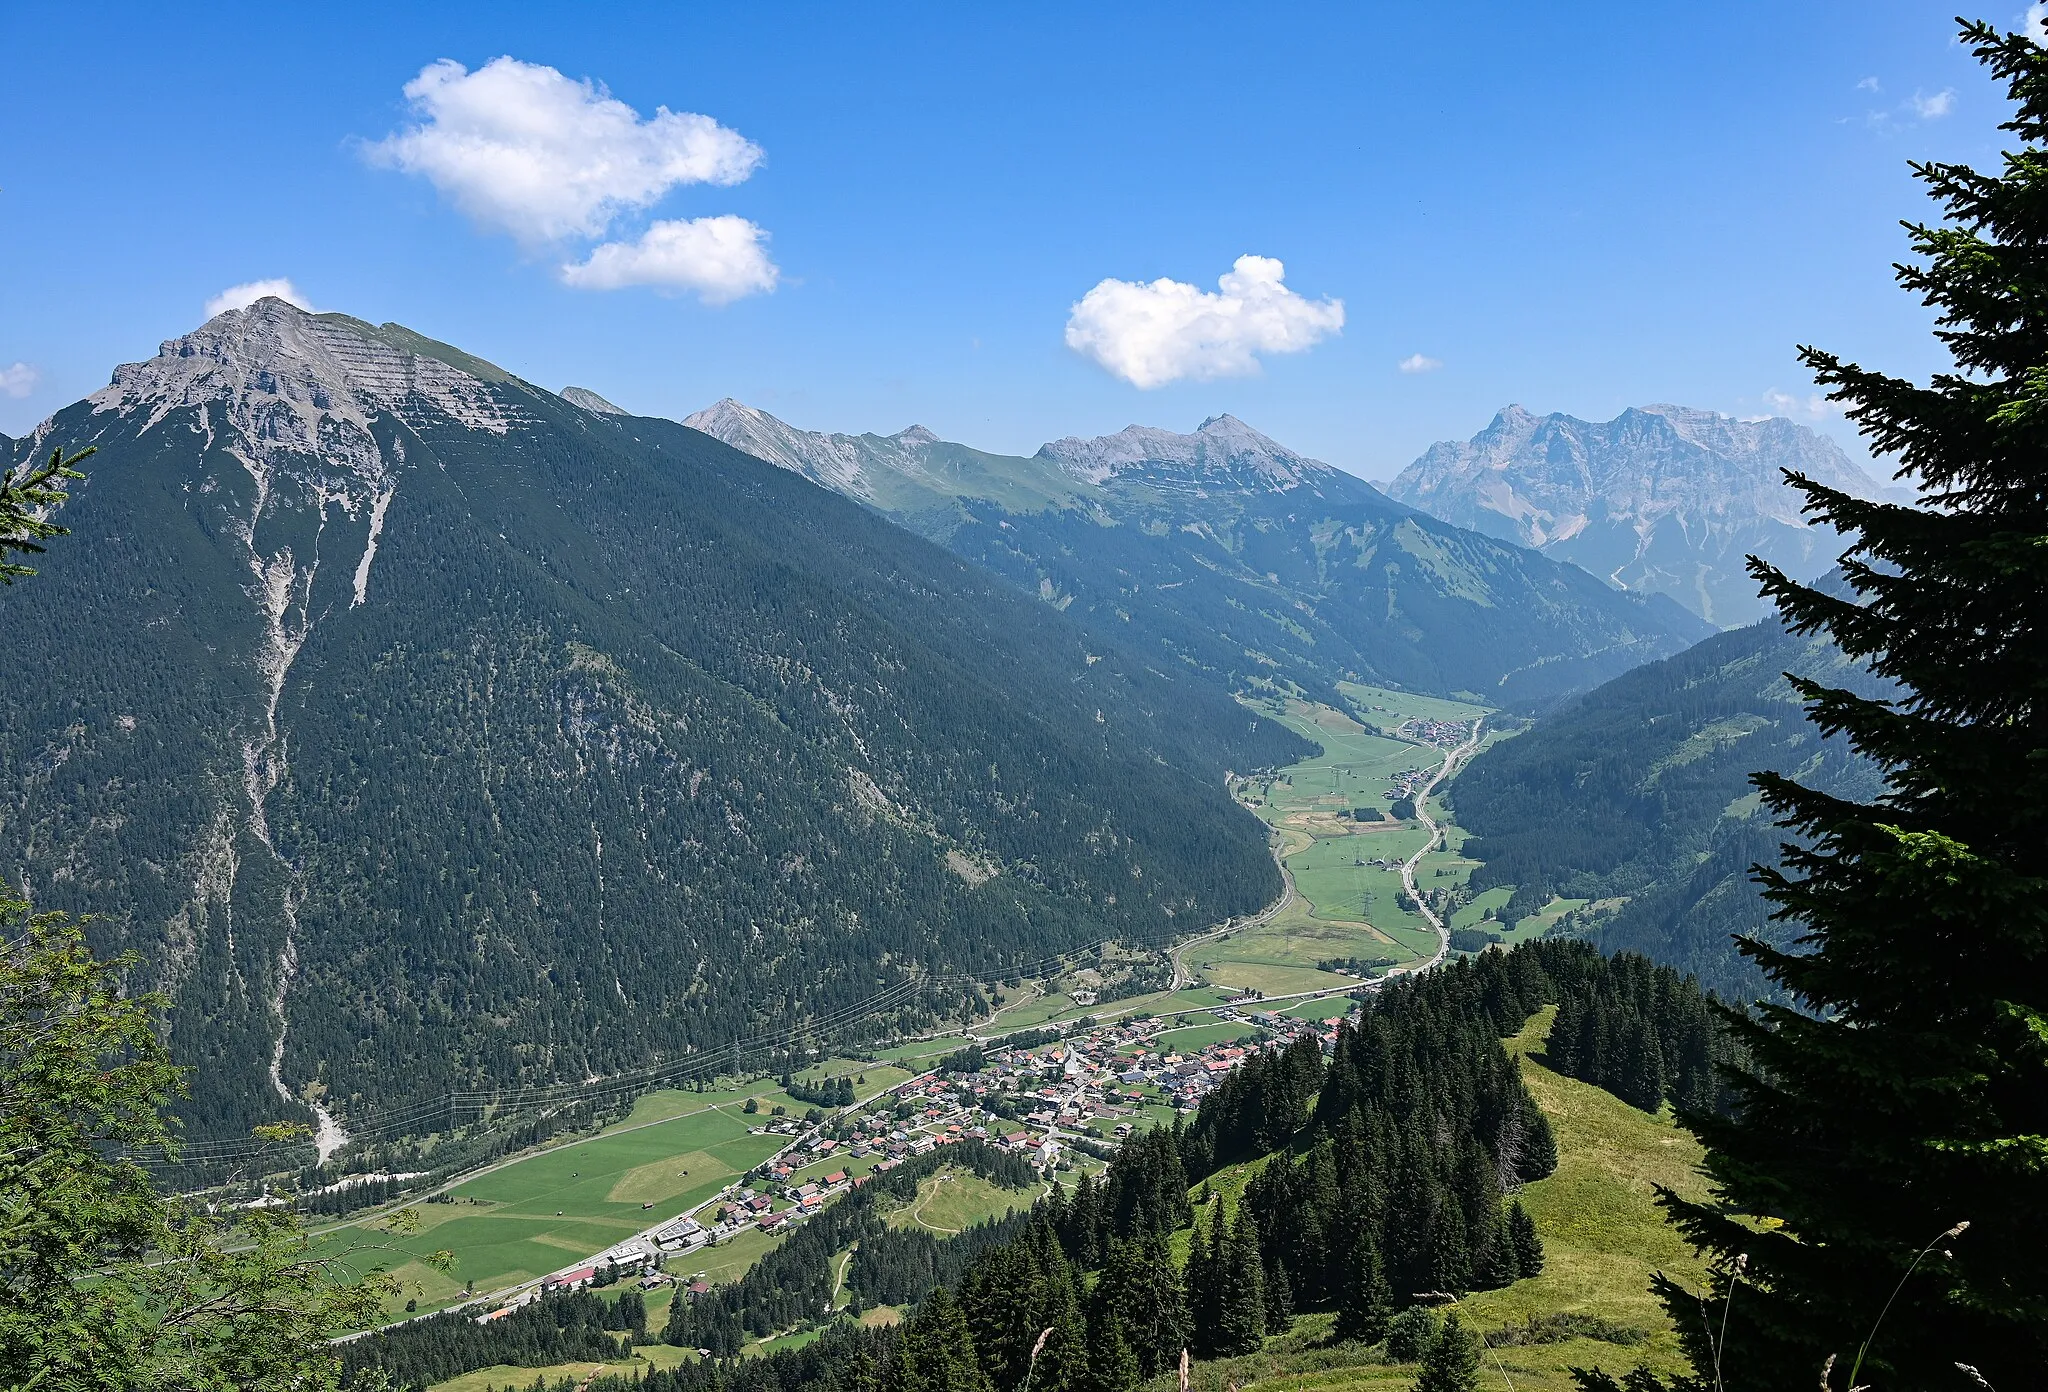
top-left (681, 403), bottom-right (1710, 712)
top-left (0, 299), bottom-right (1301, 1138)
top-left (1386, 404), bottom-right (1895, 626)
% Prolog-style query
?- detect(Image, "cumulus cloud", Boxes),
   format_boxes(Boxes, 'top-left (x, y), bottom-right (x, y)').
top-left (0, 363), bottom-right (40, 400)
top-left (1398, 353), bottom-right (1442, 374)
top-left (2030, 4), bottom-right (2048, 46)
top-left (560, 216), bottom-right (778, 303)
top-left (1064, 255), bottom-right (1344, 389)
top-left (1910, 88), bottom-right (1956, 119)
top-left (205, 278), bottom-right (316, 317)
top-left (365, 56), bottom-right (763, 244)
top-left (1762, 387), bottom-right (1837, 419)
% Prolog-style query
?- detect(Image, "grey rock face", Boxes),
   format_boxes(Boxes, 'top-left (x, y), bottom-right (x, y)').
top-left (1387, 403), bottom-right (1893, 625)
top-left (560, 386), bottom-right (628, 415)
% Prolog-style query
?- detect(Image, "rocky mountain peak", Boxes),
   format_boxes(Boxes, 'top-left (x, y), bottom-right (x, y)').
top-left (1388, 403), bottom-right (1894, 625)
top-left (561, 386), bottom-right (627, 415)
top-left (682, 398), bottom-right (882, 497)
top-left (893, 424), bottom-right (940, 446)
top-left (1033, 414), bottom-right (1330, 491)
top-left (87, 298), bottom-right (529, 473)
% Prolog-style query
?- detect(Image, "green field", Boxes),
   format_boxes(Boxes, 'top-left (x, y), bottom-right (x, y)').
top-left (1339, 681), bottom-right (1494, 728)
top-left (1277, 997), bottom-right (1354, 1022)
top-left (428, 1342), bottom-right (693, 1392)
top-left (1152, 1021), bottom-right (1263, 1054)
top-left (343, 1103), bottom-right (783, 1319)
top-left (884, 1168), bottom-right (1033, 1235)
top-left (1213, 688), bottom-right (1497, 998)
top-left (867, 1036), bottom-right (971, 1064)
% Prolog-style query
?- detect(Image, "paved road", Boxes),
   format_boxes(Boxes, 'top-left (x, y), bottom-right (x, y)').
top-left (1392, 719), bottom-right (1486, 976)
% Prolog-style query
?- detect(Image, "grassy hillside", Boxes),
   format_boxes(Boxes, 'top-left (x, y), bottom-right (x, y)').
top-left (1172, 1006), bottom-right (1708, 1392)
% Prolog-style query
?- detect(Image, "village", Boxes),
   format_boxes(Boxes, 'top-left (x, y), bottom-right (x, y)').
top-left (497, 997), bottom-right (1356, 1322)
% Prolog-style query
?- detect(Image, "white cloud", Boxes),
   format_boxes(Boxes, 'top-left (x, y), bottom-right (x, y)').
top-left (2030, 4), bottom-right (2048, 46)
top-left (1063, 255), bottom-right (1344, 389)
top-left (1762, 387), bottom-right (1837, 419)
top-left (205, 278), bottom-right (316, 317)
top-left (559, 216), bottom-right (778, 303)
top-left (1856, 75), bottom-right (1881, 92)
top-left (0, 362), bottom-right (40, 400)
top-left (1910, 88), bottom-right (1956, 119)
top-left (1397, 353), bottom-right (1442, 374)
top-left (365, 56), bottom-right (763, 244)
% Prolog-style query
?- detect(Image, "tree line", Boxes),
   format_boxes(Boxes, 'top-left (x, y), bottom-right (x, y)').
top-left (338, 1290), bottom-right (641, 1390)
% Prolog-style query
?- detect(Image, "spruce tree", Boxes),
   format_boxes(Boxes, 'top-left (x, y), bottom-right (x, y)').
top-left (1105, 1231), bottom-right (1189, 1378)
top-left (1334, 1234), bottom-right (1393, 1345)
top-left (1030, 1275), bottom-right (1091, 1392)
top-left (1215, 1206), bottom-right (1268, 1356)
top-left (1182, 1207), bottom-right (1220, 1352)
top-left (1263, 1253), bottom-right (1293, 1333)
top-left (1413, 1311), bottom-right (1481, 1392)
top-left (1519, 1105), bottom-right (1558, 1183)
top-left (1506, 1200), bottom-right (1543, 1279)
top-left (1652, 20), bottom-right (2048, 1391)
top-left (1086, 1303), bottom-right (1141, 1392)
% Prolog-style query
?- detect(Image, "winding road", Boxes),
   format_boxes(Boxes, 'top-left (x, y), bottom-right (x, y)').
top-left (1391, 718), bottom-right (1485, 976)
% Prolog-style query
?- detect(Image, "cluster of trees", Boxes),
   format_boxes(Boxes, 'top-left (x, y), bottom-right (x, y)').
top-left (295, 1172), bottom-right (409, 1218)
top-left (338, 1291), bottom-right (637, 1390)
top-left (1225, 958), bottom-right (1555, 1326)
top-left (661, 1141), bottom-right (1035, 1354)
top-left (1317, 955), bottom-right (1400, 975)
top-left (780, 1074), bottom-right (856, 1109)
top-left (1526, 940), bottom-right (1745, 1116)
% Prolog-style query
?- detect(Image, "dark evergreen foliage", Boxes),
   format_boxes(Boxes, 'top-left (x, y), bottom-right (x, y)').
top-left (0, 337), bottom-right (1304, 1140)
top-left (1177, 1033), bottom-right (1324, 1178)
top-left (662, 1141), bottom-right (1032, 1353)
top-left (1642, 21), bottom-right (2048, 1392)
top-left (337, 1291), bottom-right (626, 1390)
top-left (1415, 1312), bottom-right (1482, 1392)
top-left (1456, 615), bottom-right (1890, 1001)
top-left (781, 1075), bottom-right (855, 1109)
top-left (1527, 939), bottom-right (1746, 1116)
top-left (1235, 952), bottom-right (1554, 1313)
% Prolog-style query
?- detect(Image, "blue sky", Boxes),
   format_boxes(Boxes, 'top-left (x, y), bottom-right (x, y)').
top-left (0, 3), bottom-right (2028, 477)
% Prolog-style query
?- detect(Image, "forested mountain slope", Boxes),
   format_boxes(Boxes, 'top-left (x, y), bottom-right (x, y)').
top-left (1388, 404), bottom-right (1892, 627)
top-left (1451, 616), bottom-right (1889, 999)
top-left (0, 298), bottom-right (1303, 1139)
top-left (684, 403), bottom-right (1711, 712)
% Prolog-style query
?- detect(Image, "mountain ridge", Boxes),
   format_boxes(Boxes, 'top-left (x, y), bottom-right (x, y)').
top-left (682, 401), bottom-right (1712, 712)
top-left (1387, 402), bottom-right (1892, 625)
top-left (1, 298), bottom-right (1300, 1140)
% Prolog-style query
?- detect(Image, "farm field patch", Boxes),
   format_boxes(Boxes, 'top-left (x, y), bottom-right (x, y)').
top-left (343, 1105), bottom-right (782, 1320)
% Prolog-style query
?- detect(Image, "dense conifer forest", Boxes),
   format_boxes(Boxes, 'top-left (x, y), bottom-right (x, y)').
top-left (339, 1292), bottom-right (637, 1390)
top-left (0, 309), bottom-right (1307, 1139)
top-left (1453, 614), bottom-right (1890, 999)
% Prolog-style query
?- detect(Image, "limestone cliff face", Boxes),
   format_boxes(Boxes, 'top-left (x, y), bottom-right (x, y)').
top-left (1388, 404), bottom-right (1894, 625)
